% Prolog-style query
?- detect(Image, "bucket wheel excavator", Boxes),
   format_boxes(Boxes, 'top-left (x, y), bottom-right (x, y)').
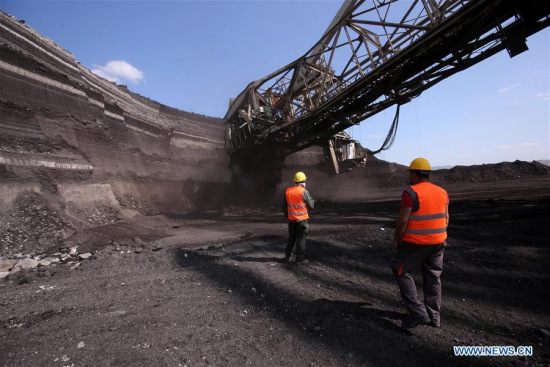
top-left (224, 0), bottom-right (550, 191)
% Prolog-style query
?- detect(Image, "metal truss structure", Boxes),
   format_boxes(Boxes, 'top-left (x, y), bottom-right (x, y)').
top-left (224, 0), bottom-right (549, 189)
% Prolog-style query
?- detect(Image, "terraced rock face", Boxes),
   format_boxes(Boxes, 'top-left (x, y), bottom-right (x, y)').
top-left (0, 13), bottom-right (234, 203)
top-left (0, 11), bottom-right (236, 256)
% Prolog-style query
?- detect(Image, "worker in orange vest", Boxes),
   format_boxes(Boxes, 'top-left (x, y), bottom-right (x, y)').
top-left (392, 158), bottom-right (449, 329)
top-left (283, 171), bottom-right (314, 264)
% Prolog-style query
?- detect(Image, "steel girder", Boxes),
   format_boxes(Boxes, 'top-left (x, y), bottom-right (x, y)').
top-left (224, 0), bottom-right (549, 180)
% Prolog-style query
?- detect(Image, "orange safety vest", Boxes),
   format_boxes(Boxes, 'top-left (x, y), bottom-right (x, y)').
top-left (401, 182), bottom-right (448, 245)
top-left (286, 185), bottom-right (309, 221)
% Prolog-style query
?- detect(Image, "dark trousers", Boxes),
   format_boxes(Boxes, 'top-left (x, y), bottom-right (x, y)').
top-left (286, 220), bottom-right (309, 261)
top-left (391, 241), bottom-right (445, 323)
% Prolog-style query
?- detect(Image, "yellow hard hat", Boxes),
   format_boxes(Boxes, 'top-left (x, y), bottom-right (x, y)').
top-left (293, 171), bottom-right (307, 182)
top-left (408, 157), bottom-right (431, 171)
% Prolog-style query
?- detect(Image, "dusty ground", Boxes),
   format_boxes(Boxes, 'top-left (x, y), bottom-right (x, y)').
top-left (1, 175), bottom-right (549, 367)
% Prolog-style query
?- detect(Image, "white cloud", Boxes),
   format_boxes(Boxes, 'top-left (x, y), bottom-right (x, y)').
top-left (91, 60), bottom-right (144, 84)
top-left (90, 68), bottom-right (119, 83)
top-left (497, 83), bottom-right (521, 95)
top-left (536, 92), bottom-right (550, 101)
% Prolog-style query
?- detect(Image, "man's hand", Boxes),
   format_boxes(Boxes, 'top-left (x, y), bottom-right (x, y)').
top-left (393, 239), bottom-right (400, 252)
top-left (393, 206), bottom-right (411, 252)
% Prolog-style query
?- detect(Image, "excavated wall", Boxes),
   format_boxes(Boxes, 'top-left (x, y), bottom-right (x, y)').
top-left (0, 11), bottom-right (237, 219)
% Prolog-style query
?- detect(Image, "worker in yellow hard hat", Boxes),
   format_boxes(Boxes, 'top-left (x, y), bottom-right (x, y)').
top-left (392, 158), bottom-right (450, 329)
top-left (283, 171), bottom-right (314, 264)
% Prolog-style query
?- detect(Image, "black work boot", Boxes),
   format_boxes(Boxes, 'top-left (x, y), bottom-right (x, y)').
top-left (429, 319), bottom-right (440, 328)
top-left (401, 315), bottom-right (431, 329)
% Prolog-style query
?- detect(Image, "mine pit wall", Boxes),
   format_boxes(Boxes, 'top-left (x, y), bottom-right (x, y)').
top-left (0, 11), bottom-right (231, 222)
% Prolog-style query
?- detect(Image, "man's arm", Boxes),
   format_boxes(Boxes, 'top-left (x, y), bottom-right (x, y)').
top-left (303, 189), bottom-right (314, 210)
top-left (393, 206), bottom-right (412, 251)
top-left (445, 203), bottom-right (449, 227)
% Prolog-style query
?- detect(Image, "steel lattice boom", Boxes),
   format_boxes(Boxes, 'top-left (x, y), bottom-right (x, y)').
top-left (224, 0), bottom-right (549, 190)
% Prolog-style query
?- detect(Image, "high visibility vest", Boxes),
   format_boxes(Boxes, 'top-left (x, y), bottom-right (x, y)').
top-left (401, 182), bottom-right (448, 245)
top-left (286, 185), bottom-right (309, 221)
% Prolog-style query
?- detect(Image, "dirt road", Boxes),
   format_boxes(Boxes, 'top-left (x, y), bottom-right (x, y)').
top-left (1, 177), bottom-right (549, 367)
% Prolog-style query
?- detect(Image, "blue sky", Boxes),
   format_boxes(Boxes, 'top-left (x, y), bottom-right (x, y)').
top-left (2, 0), bottom-right (549, 167)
